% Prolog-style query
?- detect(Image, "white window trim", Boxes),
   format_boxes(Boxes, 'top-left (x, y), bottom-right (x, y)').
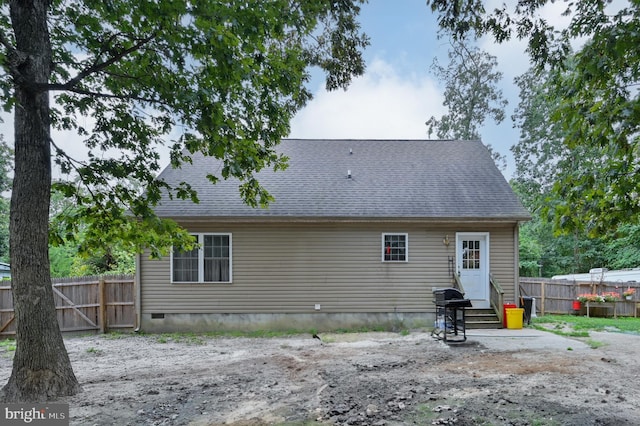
top-left (170, 233), bottom-right (232, 284)
top-left (381, 233), bottom-right (409, 263)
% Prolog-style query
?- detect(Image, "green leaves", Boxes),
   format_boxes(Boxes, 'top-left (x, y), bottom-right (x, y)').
top-left (430, 1), bottom-right (640, 237)
top-left (0, 1), bottom-right (368, 256)
top-left (426, 36), bottom-right (507, 169)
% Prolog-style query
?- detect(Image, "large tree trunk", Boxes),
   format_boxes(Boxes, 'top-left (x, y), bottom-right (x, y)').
top-left (2, 0), bottom-right (80, 402)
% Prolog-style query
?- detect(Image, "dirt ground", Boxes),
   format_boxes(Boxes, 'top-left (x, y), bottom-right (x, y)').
top-left (1, 327), bottom-right (640, 426)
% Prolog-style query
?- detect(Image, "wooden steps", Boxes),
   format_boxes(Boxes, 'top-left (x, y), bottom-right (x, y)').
top-left (465, 308), bottom-right (502, 329)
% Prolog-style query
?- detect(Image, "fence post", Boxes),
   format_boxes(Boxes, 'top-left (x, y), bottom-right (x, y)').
top-left (540, 280), bottom-right (546, 316)
top-left (98, 277), bottom-right (107, 333)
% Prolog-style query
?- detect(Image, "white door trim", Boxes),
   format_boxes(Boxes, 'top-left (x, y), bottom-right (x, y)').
top-left (456, 232), bottom-right (490, 308)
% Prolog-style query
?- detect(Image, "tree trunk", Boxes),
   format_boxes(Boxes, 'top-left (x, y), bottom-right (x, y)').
top-left (2, 0), bottom-right (80, 402)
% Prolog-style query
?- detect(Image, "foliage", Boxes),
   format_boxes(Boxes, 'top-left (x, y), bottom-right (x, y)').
top-left (0, 197), bottom-right (8, 263)
top-left (427, 0), bottom-right (640, 237)
top-left (511, 66), bottom-right (640, 277)
top-left (49, 184), bottom-right (135, 277)
top-left (0, 339), bottom-right (16, 353)
top-left (49, 243), bottom-right (75, 278)
top-left (0, 137), bottom-right (13, 263)
top-left (511, 67), bottom-right (568, 199)
top-left (426, 36), bottom-right (507, 169)
top-left (603, 224), bottom-right (640, 270)
top-left (3, 0), bottom-right (369, 258)
top-left (517, 220), bottom-right (542, 276)
top-left (511, 179), bottom-right (607, 277)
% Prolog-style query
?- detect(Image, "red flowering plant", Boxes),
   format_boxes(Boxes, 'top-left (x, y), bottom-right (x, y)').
top-left (577, 292), bottom-right (620, 303)
top-left (577, 294), bottom-right (604, 303)
top-left (623, 288), bottom-right (636, 297)
top-left (602, 292), bottom-right (620, 302)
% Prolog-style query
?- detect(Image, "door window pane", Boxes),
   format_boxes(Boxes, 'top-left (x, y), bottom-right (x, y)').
top-left (462, 240), bottom-right (481, 270)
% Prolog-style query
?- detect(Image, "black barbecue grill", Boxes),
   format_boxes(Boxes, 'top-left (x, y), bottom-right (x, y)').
top-left (433, 288), bottom-right (472, 342)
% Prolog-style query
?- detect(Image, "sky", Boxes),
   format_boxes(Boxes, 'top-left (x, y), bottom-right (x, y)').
top-left (0, 1), bottom-right (570, 180)
top-left (289, 0), bottom-right (530, 179)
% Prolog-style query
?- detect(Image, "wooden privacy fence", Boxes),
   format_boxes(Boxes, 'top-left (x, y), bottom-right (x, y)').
top-left (520, 277), bottom-right (640, 317)
top-left (0, 274), bottom-right (135, 337)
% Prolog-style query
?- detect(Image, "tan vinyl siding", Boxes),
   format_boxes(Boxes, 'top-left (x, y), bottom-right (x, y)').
top-left (140, 222), bottom-right (518, 314)
top-left (488, 225), bottom-right (518, 303)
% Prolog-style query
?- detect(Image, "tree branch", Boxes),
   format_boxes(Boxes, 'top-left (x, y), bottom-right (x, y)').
top-left (71, 33), bottom-right (157, 86)
top-left (46, 85), bottom-right (166, 105)
top-left (0, 27), bottom-right (32, 88)
top-left (46, 32), bottom-right (157, 93)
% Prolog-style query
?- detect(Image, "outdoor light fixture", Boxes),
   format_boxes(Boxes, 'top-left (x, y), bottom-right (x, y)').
top-left (442, 235), bottom-right (450, 247)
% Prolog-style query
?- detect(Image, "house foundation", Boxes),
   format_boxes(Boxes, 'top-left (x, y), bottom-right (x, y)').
top-left (139, 312), bottom-right (435, 333)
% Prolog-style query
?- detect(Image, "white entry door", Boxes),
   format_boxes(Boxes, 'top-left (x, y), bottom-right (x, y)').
top-left (456, 233), bottom-right (489, 308)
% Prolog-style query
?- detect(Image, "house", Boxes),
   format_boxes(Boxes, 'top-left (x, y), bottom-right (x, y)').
top-left (137, 139), bottom-right (530, 332)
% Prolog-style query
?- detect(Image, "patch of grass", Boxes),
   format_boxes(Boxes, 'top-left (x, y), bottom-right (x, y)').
top-left (152, 333), bottom-right (205, 345)
top-left (532, 314), bottom-right (640, 334)
top-left (237, 330), bottom-right (297, 338)
top-left (319, 335), bottom-right (335, 343)
top-left (86, 347), bottom-right (102, 354)
top-left (409, 397), bottom-right (563, 426)
top-left (139, 325), bottom-right (415, 344)
top-left (103, 331), bottom-right (130, 340)
top-left (277, 420), bottom-right (318, 426)
top-left (530, 418), bottom-right (562, 426)
top-left (531, 324), bottom-right (590, 338)
top-left (326, 324), bottom-right (397, 334)
top-left (406, 402), bottom-right (452, 424)
top-left (0, 339), bottom-right (16, 352)
top-left (585, 339), bottom-right (606, 349)
top-left (532, 314), bottom-right (637, 349)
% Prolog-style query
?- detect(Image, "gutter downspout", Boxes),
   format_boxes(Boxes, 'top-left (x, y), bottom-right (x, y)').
top-left (134, 252), bottom-right (142, 332)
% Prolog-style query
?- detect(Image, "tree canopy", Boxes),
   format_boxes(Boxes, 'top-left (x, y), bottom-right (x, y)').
top-left (512, 65), bottom-right (640, 276)
top-left (1, 0), bottom-right (368, 402)
top-left (22, 0), bottom-right (368, 255)
top-left (425, 36), bottom-right (507, 169)
top-left (427, 0), bottom-right (640, 236)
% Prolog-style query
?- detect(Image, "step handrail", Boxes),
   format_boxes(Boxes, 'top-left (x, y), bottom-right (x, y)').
top-left (453, 272), bottom-right (466, 295)
top-left (489, 273), bottom-right (504, 326)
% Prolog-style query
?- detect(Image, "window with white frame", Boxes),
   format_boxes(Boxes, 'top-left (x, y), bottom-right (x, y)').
top-left (382, 233), bottom-right (408, 262)
top-left (172, 234), bottom-right (231, 283)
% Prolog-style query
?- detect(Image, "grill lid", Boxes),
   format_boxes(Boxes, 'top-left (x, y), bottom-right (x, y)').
top-left (433, 287), bottom-right (465, 301)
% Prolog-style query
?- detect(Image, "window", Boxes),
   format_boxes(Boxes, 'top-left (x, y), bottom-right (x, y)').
top-left (382, 233), bottom-right (408, 262)
top-left (462, 239), bottom-right (480, 270)
top-left (171, 233), bottom-right (232, 283)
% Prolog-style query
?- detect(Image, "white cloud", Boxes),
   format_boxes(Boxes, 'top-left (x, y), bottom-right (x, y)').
top-left (289, 58), bottom-right (445, 140)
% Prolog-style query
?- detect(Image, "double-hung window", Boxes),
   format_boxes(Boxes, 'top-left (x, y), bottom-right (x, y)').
top-left (172, 233), bottom-right (232, 283)
top-left (382, 233), bottom-right (408, 262)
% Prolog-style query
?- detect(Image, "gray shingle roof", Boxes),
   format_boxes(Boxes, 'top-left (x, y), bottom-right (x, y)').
top-left (154, 139), bottom-right (530, 221)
